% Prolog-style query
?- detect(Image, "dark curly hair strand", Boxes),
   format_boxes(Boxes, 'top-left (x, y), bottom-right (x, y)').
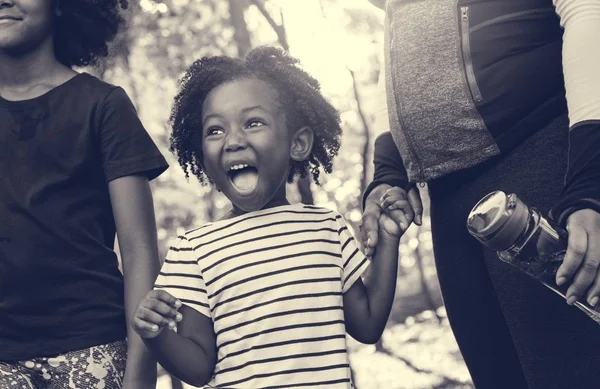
top-left (169, 46), bottom-right (342, 186)
top-left (54, 0), bottom-right (128, 67)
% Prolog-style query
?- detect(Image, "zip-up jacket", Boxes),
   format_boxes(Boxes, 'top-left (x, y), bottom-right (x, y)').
top-left (366, 0), bottom-right (600, 226)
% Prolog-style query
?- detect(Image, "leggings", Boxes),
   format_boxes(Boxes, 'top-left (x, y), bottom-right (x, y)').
top-left (0, 340), bottom-right (126, 389)
top-left (428, 114), bottom-right (600, 389)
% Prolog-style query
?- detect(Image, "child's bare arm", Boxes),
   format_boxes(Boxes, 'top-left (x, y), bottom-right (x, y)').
top-left (342, 225), bottom-right (400, 344)
top-left (109, 175), bottom-right (161, 387)
top-left (133, 290), bottom-right (217, 387)
top-left (343, 187), bottom-right (406, 344)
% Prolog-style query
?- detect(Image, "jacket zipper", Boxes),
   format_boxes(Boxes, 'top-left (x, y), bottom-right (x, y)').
top-left (460, 6), bottom-right (483, 103)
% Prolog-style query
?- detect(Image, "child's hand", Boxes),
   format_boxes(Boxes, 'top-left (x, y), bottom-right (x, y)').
top-left (378, 212), bottom-right (403, 239)
top-left (379, 187), bottom-right (414, 238)
top-left (133, 290), bottom-right (183, 339)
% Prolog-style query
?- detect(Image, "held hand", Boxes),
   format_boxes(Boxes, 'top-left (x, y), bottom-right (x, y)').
top-left (361, 184), bottom-right (423, 256)
top-left (378, 212), bottom-right (403, 239)
top-left (132, 290), bottom-right (183, 339)
top-left (379, 186), bottom-right (421, 239)
top-left (555, 209), bottom-right (600, 307)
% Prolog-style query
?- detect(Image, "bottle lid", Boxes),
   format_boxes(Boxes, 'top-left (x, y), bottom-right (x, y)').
top-left (467, 191), bottom-right (530, 251)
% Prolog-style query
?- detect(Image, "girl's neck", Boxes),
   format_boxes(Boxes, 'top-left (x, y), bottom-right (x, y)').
top-left (225, 197), bottom-right (291, 220)
top-left (0, 37), bottom-right (73, 97)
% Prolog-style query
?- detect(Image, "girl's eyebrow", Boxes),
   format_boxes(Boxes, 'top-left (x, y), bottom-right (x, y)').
top-left (202, 113), bottom-right (224, 127)
top-left (202, 105), bottom-right (272, 126)
top-left (241, 105), bottom-right (271, 115)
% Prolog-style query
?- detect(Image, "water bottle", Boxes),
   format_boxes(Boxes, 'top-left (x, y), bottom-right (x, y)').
top-left (466, 191), bottom-right (600, 325)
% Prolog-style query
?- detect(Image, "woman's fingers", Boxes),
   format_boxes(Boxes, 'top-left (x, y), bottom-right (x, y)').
top-left (407, 187), bottom-right (423, 225)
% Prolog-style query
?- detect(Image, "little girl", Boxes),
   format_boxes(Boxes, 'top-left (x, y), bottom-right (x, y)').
top-left (133, 47), bottom-right (407, 388)
top-left (0, 1), bottom-right (167, 388)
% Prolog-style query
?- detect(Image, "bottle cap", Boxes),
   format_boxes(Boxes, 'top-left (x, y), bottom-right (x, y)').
top-left (467, 191), bottom-right (530, 251)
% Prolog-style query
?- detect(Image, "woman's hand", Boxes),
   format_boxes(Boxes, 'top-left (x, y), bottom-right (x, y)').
top-left (361, 184), bottom-right (423, 256)
top-left (555, 209), bottom-right (600, 307)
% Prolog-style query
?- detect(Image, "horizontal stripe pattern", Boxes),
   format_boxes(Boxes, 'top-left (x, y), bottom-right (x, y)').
top-left (155, 204), bottom-right (368, 388)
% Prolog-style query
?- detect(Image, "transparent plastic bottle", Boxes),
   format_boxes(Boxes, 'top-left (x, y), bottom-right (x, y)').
top-left (466, 191), bottom-right (600, 325)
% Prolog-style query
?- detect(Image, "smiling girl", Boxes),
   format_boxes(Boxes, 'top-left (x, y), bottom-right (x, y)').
top-left (132, 47), bottom-right (408, 388)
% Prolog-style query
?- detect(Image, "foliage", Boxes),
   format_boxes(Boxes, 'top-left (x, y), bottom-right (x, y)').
top-left (95, 1), bottom-right (472, 387)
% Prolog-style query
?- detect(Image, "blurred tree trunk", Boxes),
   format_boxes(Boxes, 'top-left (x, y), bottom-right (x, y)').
top-left (347, 68), bottom-right (371, 196)
top-left (250, 0), bottom-right (315, 204)
top-left (228, 0), bottom-right (252, 57)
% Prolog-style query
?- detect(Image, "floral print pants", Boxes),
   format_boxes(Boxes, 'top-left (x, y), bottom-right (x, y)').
top-left (0, 339), bottom-right (126, 389)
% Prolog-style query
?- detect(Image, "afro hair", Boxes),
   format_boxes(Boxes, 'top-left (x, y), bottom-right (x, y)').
top-left (54, 0), bottom-right (128, 67)
top-left (169, 46), bottom-right (342, 186)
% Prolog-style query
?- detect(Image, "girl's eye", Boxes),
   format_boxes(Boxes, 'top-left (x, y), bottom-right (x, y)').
top-left (206, 127), bottom-right (224, 136)
top-left (246, 119), bottom-right (266, 128)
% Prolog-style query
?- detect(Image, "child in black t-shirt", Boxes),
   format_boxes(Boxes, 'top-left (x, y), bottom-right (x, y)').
top-left (0, 1), bottom-right (167, 388)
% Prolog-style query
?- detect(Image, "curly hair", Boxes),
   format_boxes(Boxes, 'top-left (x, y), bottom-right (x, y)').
top-left (169, 46), bottom-right (342, 186)
top-left (53, 0), bottom-right (129, 67)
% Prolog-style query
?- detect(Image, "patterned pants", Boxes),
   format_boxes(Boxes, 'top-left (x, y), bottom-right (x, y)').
top-left (0, 340), bottom-right (126, 389)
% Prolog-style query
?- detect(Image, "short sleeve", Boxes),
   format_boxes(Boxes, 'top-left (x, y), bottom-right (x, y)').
top-left (97, 87), bottom-right (168, 183)
top-left (335, 213), bottom-right (370, 293)
top-left (154, 236), bottom-right (211, 318)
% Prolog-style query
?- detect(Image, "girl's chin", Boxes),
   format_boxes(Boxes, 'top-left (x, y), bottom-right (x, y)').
top-left (230, 194), bottom-right (266, 213)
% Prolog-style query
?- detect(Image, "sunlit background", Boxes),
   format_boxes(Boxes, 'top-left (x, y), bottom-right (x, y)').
top-left (93, 1), bottom-right (475, 388)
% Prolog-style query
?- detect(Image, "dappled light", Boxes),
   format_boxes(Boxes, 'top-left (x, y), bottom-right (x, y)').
top-left (95, 1), bottom-right (474, 388)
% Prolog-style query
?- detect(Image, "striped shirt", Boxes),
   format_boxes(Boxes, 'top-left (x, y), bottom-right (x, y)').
top-left (155, 204), bottom-right (370, 388)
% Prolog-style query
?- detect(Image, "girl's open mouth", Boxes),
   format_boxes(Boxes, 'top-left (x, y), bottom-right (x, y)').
top-left (227, 164), bottom-right (259, 194)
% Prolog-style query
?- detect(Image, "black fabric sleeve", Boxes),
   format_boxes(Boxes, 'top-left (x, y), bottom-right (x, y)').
top-left (97, 87), bottom-right (169, 183)
top-left (362, 132), bottom-right (414, 210)
top-left (550, 121), bottom-right (600, 226)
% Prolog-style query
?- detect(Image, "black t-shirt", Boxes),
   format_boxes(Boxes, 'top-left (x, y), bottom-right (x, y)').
top-left (0, 73), bottom-right (168, 360)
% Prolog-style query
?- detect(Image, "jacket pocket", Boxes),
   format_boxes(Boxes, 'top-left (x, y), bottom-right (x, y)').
top-left (460, 6), bottom-right (483, 103)
top-left (469, 8), bottom-right (557, 34)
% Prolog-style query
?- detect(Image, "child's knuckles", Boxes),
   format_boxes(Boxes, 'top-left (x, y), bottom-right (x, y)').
top-left (156, 289), bottom-right (173, 302)
top-left (389, 187), bottom-right (405, 196)
top-left (155, 302), bottom-right (172, 315)
top-left (137, 307), bottom-right (151, 320)
top-left (150, 289), bottom-right (163, 298)
top-left (133, 318), bottom-right (151, 333)
top-left (145, 298), bottom-right (160, 310)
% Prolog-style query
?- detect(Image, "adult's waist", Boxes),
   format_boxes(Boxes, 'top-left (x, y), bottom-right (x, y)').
top-left (0, 292), bottom-right (126, 360)
top-left (0, 258), bottom-right (126, 359)
top-left (0, 320), bottom-right (127, 361)
top-left (384, 0), bottom-right (567, 183)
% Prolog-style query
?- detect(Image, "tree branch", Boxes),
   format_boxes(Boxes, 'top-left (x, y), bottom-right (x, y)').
top-left (248, 0), bottom-right (289, 51)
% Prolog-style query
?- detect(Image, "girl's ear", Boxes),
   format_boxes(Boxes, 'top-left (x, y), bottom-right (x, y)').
top-left (290, 127), bottom-right (314, 162)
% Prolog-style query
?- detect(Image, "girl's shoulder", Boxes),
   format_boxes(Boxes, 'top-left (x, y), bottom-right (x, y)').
top-left (72, 73), bottom-right (130, 103)
top-left (178, 204), bottom-right (345, 247)
top-left (4, 72), bottom-right (134, 110)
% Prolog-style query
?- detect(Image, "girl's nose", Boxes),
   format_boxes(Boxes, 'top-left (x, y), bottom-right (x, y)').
top-left (224, 130), bottom-right (247, 152)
